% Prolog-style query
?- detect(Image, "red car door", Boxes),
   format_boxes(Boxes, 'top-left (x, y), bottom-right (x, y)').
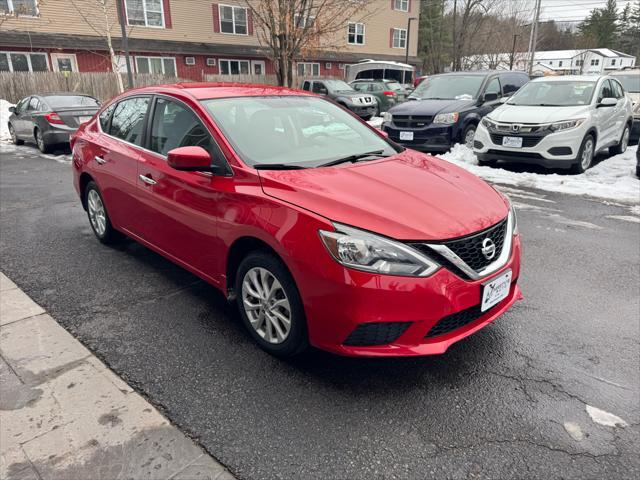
top-left (135, 96), bottom-right (230, 282)
top-left (89, 96), bottom-right (151, 236)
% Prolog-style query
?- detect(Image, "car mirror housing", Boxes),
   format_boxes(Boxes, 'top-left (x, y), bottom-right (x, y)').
top-left (8, 106), bottom-right (15, 113)
top-left (483, 92), bottom-right (499, 102)
top-left (167, 146), bottom-right (213, 171)
top-left (598, 97), bottom-right (617, 107)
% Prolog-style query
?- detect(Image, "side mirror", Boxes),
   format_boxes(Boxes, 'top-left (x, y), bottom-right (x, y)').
top-left (167, 146), bottom-right (213, 171)
top-left (483, 92), bottom-right (499, 102)
top-left (8, 106), bottom-right (15, 113)
top-left (318, 88), bottom-right (328, 95)
top-left (598, 97), bottom-right (617, 107)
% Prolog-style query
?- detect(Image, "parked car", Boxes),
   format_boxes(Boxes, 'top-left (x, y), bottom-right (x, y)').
top-left (414, 75), bottom-right (428, 87)
top-left (636, 144), bottom-right (640, 177)
top-left (72, 84), bottom-right (522, 358)
top-left (474, 75), bottom-right (634, 173)
top-left (382, 70), bottom-right (529, 152)
top-left (8, 93), bottom-right (100, 153)
top-left (300, 79), bottom-right (378, 119)
top-left (350, 79), bottom-right (409, 113)
top-left (608, 69), bottom-right (640, 143)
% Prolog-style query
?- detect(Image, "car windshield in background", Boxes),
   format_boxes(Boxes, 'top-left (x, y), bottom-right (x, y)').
top-left (45, 95), bottom-right (99, 108)
top-left (614, 74), bottom-right (640, 93)
top-left (507, 81), bottom-right (596, 106)
top-left (201, 96), bottom-right (395, 168)
top-left (323, 80), bottom-right (355, 92)
top-left (411, 75), bottom-right (484, 100)
top-left (387, 82), bottom-right (403, 91)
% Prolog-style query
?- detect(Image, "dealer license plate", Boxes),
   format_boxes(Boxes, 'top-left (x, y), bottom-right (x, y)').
top-left (78, 116), bottom-right (92, 124)
top-left (502, 136), bottom-right (523, 148)
top-left (481, 269), bottom-right (512, 312)
top-left (399, 131), bottom-right (414, 141)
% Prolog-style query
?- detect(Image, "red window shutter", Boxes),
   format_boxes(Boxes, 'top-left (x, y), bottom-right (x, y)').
top-left (408, 0), bottom-right (412, 12)
top-left (212, 4), bottom-right (220, 33)
top-left (163, 0), bottom-right (172, 28)
top-left (389, 28), bottom-right (394, 48)
top-left (247, 8), bottom-right (254, 35)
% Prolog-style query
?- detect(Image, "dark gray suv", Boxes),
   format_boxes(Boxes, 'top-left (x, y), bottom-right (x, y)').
top-left (301, 79), bottom-right (378, 119)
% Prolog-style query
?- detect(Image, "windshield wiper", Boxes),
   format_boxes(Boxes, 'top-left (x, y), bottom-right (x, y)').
top-left (319, 150), bottom-right (389, 168)
top-left (254, 164), bottom-right (308, 170)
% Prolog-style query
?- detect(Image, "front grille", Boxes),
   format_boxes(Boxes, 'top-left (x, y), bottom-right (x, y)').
top-left (343, 322), bottom-right (411, 346)
top-left (490, 133), bottom-right (543, 148)
top-left (443, 219), bottom-right (508, 272)
top-left (392, 115), bottom-right (433, 129)
top-left (425, 303), bottom-right (500, 338)
top-left (486, 149), bottom-right (543, 159)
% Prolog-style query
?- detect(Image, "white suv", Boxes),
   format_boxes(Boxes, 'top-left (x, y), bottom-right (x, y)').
top-left (473, 75), bottom-right (633, 173)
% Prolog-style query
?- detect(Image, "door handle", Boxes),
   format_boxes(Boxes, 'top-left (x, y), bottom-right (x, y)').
top-left (95, 156), bottom-right (106, 165)
top-left (139, 174), bottom-right (157, 186)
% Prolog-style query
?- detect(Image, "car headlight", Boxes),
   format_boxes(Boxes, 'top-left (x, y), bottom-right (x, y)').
top-left (382, 112), bottom-right (393, 123)
top-left (503, 195), bottom-right (518, 236)
top-left (319, 223), bottom-right (440, 277)
top-left (547, 118), bottom-right (585, 132)
top-left (481, 117), bottom-right (497, 129)
top-left (433, 112), bottom-right (459, 124)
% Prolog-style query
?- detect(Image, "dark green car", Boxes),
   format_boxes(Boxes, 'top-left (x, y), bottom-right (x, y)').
top-left (350, 79), bottom-right (408, 113)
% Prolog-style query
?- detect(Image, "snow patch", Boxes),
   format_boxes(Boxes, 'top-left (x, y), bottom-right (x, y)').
top-left (563, 422), bottom-right (584, 441)
top-left (1, 99), bottom-right (15, 143)
top-left (367, 117), bottom-right (383, 129)
top-left (586, 405), bottom-right (628, 427)
top-left (438, 144), bottom-right (640, 205)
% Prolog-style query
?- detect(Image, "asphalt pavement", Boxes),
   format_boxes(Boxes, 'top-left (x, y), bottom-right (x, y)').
top-left (1, 143), bottom-right (638, 480)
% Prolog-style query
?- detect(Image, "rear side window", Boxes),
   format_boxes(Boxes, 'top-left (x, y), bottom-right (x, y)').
top-left (46, 96), bottom-right (99, 109)
top-left (149, 98), bottom-right (215, 157)
top-left (352, 83), bottom-right (367, 92)
top-left (108, 97), bottom-right (150, 146)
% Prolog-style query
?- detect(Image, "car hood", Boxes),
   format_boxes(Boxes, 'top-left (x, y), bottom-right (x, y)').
top-left (336, 92), bottom-right (375, 101)
top-left (389, 98), bottom-right (476, 116)
top-left (489, 104), bottom-right (591, 123)
top-left (258, 150), bottom-right (508, 240)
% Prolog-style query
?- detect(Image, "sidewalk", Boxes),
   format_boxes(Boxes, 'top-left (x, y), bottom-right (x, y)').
top-left (0, 272), bottom-right (234, 480)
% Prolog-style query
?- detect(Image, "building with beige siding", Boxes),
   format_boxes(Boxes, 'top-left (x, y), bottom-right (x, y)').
top-left (0, 0), bottom-right (420, 82)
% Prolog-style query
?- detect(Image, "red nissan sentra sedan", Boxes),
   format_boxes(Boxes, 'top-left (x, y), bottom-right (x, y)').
top-left (71, 83), bottom-right (522, 358)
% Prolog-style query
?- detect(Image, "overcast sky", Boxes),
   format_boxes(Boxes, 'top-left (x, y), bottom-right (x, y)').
top-left (531, 0), bottom-right (636, 23)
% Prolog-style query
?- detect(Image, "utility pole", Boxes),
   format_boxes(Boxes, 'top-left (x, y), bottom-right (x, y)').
top-left (528, 0), bottom-right (542, 75)
top-left (405, 16), bottom-right (418, 83)
top-left (116, 0), bottom-right (134, 89)
top-left (452, 0), bottom-right (457, 71)
top-left (510, 34), bottom-right (519, 70)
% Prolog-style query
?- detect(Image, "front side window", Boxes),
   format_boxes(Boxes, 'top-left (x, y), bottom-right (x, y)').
top-left (201, 96), bottom-right (395, 168)
top-left (126, 0), bottom-right (164, 27)
top-left (27, 97), bottom-right (40, 111)
top-left (610, 80), bottom-right (623, 98)
top-left (108, 97), bottom-right (150, 145)
top-left (1, 0), bottom-right (38, 16)
top-left (135, 56), bottom-right (176, 76)
top-left (311, 82), bottom-right (326, 94)
top-left (219, 59), bottom-right (250, 75)
top-left (0, 52), bottom-right (47, 72)
top-left (485, 77), bottom-right (501, 96)
top-left (99, 103), bottom-right (116, 131)
top-left (394, 0), bottom-right (408, 11)
top-left (598, 80), bottom-right (614, 101)
top-left (348, 22), bottom-right (365, 45)
top-left (392, 28), bottom-right (407, 49)
top-left (508, 81), bottom-right (596, 106)
top-left (412, 75), bottom-right (485, 100)
top-left (220, 5), bottom-right (247, 34)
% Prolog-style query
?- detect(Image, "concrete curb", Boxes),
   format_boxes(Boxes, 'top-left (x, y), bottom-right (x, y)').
top-left (0, 272), bottom-right (234, 480)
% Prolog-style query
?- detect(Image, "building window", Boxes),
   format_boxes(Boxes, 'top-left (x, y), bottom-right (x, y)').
top-left (348, 22), bottom-right (365, 45)
top-left (394, 0), bottom-right (409, 12)
top-left (392, 28), bottom-right (407, 49)
top-left (591, 58), bottom-right (600, 66)
top-left (549, 61), bottom-right (553, 65)
top-left (297, 62), bottom-right (320, 77)
top-left (135, 56), bottom-right (176, 76)
top-left (295, 14), bottom-right (315, 28)
top-left (219, 59), bottom-right (250, 75)
top-left (0, 51), bottom-right (48, 72)
top-left (219, 4), bottom-right (247, 35)
top-left (611, 59), bottom-right (616, 66)
top-left (126, 0), bottom-right (164, 27)
top-left (558, 60), bottom-right (562, 67)
top-left (206, 58), bottom-right (216, 66)
top-left (575, 59), bottom-right (583, 67)
top-left (185, 57), bottom-right (196, 66)
top-left (0, 0), bottom-right (38, 16)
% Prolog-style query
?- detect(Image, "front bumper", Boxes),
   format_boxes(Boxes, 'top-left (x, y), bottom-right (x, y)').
top-left (293, 234), bottom-right (522, 357)
top-left (473, 122), bottom-right (584, 168)
top-left (382, 123), bottom-right (455, 152)
top-left (349, 105), bottom-right (377, 118)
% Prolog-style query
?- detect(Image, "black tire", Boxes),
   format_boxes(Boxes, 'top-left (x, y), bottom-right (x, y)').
top-left (9, 123), bottom-right (24, 145)
top-left (84, 181), bottom-right (122, 244)
top-left (235, 252), bottom-right (309, 357)
top-left (462, 124), bottom-right (477, 149)
top-left (35, 128), bottom-right (52, 154)
top-left (570, 134), bottom-right (595, 174)
top-left (609, 125), bottom-right (630, 156)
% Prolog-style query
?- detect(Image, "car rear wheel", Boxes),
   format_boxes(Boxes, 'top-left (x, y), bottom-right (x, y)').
top-left (609, 125), bottom-right (630, 156)
top-left (463, 124), bottom-right (476, 149)
top-left (236, 252), bottom-right (308, 357)
top-left (571, 134), bottom-right (595, 174)
top-left (35, 128), bottom-right (52, 154)
top-left (9, 124), bottom-right (24, 145)
top-left (85, 181), bottom-right (121, 244)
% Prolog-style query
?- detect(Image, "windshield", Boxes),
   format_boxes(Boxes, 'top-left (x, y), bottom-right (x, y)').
top-left (45, 95), bottom-right (99, 108)
top-left (201, 96), bottom-right (396, 168)
top-left (323, 80), bottom-right (354, 92)
top-left (613, 74), bottom-right (640, 93)
top-left (507, 81), bottom-right (596, 106)
top-left (411, 75), bottom-right (484, 100)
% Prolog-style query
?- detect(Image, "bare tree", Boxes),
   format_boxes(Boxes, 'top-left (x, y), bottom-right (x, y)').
top-left (245, 0), bottom-right (376, 87)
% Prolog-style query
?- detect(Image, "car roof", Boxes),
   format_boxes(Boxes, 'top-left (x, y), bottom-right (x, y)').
top-left (120, 83), bottom-right (316, 100)
top-left (352, 78), bottom-right (397, 82)
top-left (434, 70), bottom-right (512, 77)
top-left (608, 69), bottom-right (640, 76)
top-left (530, 75), bottom-right (602, 82)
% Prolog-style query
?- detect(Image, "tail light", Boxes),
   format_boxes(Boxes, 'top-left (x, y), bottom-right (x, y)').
top-left (44, 112), bottom-right (65, 125)
top-left (383, 91), bottom-right (396, 97)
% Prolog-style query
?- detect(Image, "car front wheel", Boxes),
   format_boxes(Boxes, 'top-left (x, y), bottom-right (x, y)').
top-left (9, 124), bottom-right (24, 145)
top-left (571, 134), bottom-right (595, 174)
top-left (236, 252), bottom-right (308, 357)
top-left (463, 124), bottom-right (476, 149)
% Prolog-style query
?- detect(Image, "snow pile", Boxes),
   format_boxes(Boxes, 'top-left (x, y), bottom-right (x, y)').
top-left (367, 117), bottom-right (383, 129)
top-left (0, 99), bottom-right (15, 143)
top-left (438, 144), bottom-right (640, 204)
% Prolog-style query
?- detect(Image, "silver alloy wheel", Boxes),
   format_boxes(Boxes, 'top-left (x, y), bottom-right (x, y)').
top-left (464, 128), bottom-right (476, 148)
top-left (581, 138), bottom-right (594, 170)
top-left (620, 127), bottom-right (629, 153)
top-left (9, 124), bottom-right (17, 144)
top-left (87, 189), bottom-right (107, 236)
top-left (36, 129), bottom-right (44, 151)
top-left (241, 267), bottom-right (292, 344)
